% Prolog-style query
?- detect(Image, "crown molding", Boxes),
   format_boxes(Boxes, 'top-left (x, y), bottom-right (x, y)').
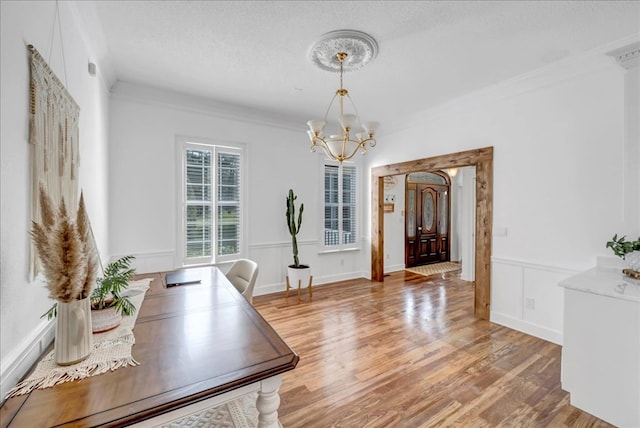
top-left (388, 35), bottom-right (640, 133)
top-left (607, 42), bottom-right (640, 70)
top-left (110, 81), bottom-right (306, 132)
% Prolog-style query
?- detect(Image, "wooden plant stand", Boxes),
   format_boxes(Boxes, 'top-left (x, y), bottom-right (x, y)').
top-left (286, 275), bottom-right (313, 301)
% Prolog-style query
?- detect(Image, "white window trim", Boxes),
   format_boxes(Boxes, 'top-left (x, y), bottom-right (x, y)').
top-left (319, 156), bottom-right (361, 252)
top-left (175, 135), bottom-right (248, 268)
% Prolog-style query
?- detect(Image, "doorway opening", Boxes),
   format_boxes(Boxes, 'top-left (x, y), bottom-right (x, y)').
top-left (405, 171), bottom-right (451, 268)
top-left (370, 147), bottom-right (493, 319)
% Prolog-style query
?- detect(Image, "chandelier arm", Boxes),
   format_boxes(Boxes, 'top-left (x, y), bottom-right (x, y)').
top-left (344, 93), bottom-right (365, 135)
top-left (323, 92), bottom-right (340, 122)
top-left (343, 138), bottom-right (364, 161)
top-left (341, 133), bottom-right (349, 161)
top-left (309, 135), bottom-right (320, 152)
top-left (319, 140), bottom-right (340, 162)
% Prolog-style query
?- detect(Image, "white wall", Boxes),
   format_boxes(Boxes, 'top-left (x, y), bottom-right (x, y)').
top-left (365, 37), bottom-right (639, 344)
top-left (108, 82), bottom-right (366, 293)
top-left (383, 175), bottom-right (405, 272)
top-left (0, 1), bottom-right (110, 399)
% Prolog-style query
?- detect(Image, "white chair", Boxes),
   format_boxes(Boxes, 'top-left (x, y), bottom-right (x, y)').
top-left (225, 259), bottom-right (259, 304)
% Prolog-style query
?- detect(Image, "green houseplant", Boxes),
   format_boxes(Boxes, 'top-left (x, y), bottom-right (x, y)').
top-left (91, 255), bottom-right (136, 314)
top-left (90, 255), bottom-right (136, 332)
top-left (606, 234), bottom-right (640, 258)
top-left (606, 234), bottom-right (640, 272)
top-left (285, 189), bottom-right (311, 293)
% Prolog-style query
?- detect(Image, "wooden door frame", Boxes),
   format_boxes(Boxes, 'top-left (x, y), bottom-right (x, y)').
top-left (371, 147), bottom-right (493, 319)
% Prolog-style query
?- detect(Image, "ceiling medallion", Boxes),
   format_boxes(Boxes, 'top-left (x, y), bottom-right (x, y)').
top-left (308, 30), bottom-right (378, 73)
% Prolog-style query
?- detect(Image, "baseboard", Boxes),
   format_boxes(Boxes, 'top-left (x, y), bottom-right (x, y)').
top-left (0, 319), bottom-right (55, 404)
top-left (490, 311), bottom-right (563, 345)
top-left (384, 263), bottom-right (405, 273)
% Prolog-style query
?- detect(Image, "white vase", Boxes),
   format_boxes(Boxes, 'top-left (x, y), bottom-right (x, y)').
top-left (55, 297), bottom-right (93, 365)
top-left (625, 250), bottom-right (640, 272)
top-left (287, 265), bottom-right (311, 289)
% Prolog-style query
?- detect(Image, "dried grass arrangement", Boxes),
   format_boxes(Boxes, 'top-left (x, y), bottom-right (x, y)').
top-left (31, 186), bottom-right (98, 305)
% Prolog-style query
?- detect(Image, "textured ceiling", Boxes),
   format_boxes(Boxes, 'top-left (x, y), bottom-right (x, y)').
top-left (81, 1), bottom-right (639, 130)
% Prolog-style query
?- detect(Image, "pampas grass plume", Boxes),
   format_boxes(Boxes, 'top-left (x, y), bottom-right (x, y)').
top-left (77, 192), bottom-right (97, 299)
top-left (31, 187), bottom-right (95, 303)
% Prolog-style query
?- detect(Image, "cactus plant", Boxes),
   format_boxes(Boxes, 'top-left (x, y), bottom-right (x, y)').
top-left (286, 189), bottom-right (304, 267)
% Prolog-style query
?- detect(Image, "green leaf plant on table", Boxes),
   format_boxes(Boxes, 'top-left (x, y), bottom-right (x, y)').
top-left (606, 234), bottom-right (640, 273)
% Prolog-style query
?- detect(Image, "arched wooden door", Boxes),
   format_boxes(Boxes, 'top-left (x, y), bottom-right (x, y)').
top-left (405, 172), bottom-right (451, 267)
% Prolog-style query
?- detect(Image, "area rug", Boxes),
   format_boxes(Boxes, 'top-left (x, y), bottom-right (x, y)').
top-left (5, 278), bottom-right (153, 399)
top-left (405, 261), bottom-right (461, 277)
top-left (157, 392), bottom-right (259, 428)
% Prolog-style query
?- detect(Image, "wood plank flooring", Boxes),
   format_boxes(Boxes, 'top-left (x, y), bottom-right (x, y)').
top-left (252, 271), bottom-right (613, 428)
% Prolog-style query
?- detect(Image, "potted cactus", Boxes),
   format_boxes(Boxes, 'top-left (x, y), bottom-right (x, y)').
top-left (286, 189), bottom-right (311, 293)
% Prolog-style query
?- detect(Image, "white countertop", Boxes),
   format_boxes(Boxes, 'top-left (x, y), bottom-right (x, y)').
top-left (559, 266), bottom-right (640, 303)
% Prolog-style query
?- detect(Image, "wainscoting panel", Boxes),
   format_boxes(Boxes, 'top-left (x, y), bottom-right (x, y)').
top-left (491, 262), bottom-right (524, 320)
top-left (523, 268), bottom-right (566, 336)
top-left (0, 320), bottom-right (54, 404)
top-left (115, 242), bottom-right (367, 298)
top-left (248, 240), bottom-right (366, 296)
top-left (491, 257), bottom-right (578, 345)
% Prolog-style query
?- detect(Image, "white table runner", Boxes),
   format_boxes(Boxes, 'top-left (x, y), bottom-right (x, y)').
top-left (5, 278), bottom-right (153, 399)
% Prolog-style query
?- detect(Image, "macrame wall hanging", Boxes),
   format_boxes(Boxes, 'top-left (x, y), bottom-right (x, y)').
top-left (28, 2), bottom-right (81, 279)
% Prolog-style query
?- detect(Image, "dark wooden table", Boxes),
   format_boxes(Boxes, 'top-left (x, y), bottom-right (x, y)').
top-left (1, 266), bottom-right (298, 427)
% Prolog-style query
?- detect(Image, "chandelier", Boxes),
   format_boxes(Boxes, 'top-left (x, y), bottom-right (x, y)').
top-left (307, 30), bottom-right (379, 163)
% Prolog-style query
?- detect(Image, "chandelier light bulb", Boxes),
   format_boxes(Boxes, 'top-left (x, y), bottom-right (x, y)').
top-left (339, 114), bottom-right (356, 131)
top-left (362, 121), bottom-right (379, 136)
top-left (307, 119), bottom-right (326, 134)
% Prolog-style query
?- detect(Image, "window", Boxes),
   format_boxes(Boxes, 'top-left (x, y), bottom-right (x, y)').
top-left (178, 138), bottom-right (244, 266)
top-left (323, 160), bottom-right (358, 249)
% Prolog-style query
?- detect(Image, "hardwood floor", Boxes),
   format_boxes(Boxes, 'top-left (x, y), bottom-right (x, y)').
top-left (253, 271), bottom-right (613, 428)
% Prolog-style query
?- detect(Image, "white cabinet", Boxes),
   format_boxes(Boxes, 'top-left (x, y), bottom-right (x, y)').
top-left (560, 267), bottom-right (639, 428)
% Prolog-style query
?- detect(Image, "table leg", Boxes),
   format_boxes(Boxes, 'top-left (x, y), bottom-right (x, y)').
top-left (256, 374), bottom-right (282, 428)
top-left (285, 276), bottom-right (290, 297)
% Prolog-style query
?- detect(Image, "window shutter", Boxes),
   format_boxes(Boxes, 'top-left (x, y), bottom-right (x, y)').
top-left (217, 151), bottom-right (241, 256)
top-left (323, 162), bottom-right (357, 247)
top-left (185, 148), bottom-right (213, 258)
top-left (342, 165), bottom-right (356, 245)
